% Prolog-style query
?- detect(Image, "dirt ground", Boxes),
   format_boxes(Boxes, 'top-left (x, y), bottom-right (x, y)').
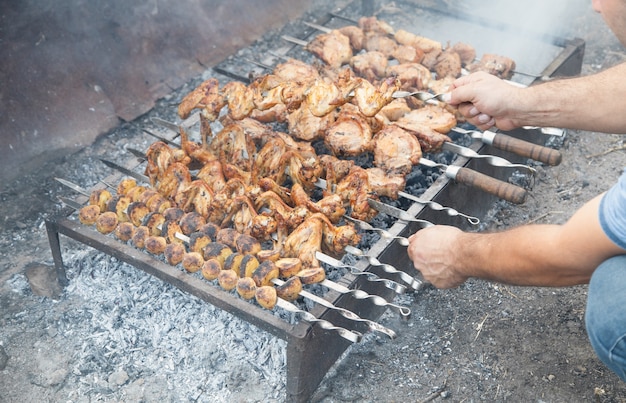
top-left (2, 2), bottom-right (626, 402)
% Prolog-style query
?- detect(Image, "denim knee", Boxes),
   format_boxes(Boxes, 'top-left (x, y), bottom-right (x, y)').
top-left (585, 255), bottom-right (626, 382)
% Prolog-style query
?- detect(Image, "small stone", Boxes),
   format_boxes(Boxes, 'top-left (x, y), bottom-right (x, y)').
top-left (24, 263), bottom-right (62, 299)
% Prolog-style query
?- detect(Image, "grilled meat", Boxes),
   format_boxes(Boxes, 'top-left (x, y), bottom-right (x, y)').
top-left (305, 29), bottom-right (353, 69)
top-left (467, 53), bottom-right (516, 79)
top-left (372, 125), bottom-right (422, 175)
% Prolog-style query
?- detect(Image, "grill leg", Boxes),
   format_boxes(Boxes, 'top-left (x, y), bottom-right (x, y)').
top-left (45, 219), bottom-right (68, 287)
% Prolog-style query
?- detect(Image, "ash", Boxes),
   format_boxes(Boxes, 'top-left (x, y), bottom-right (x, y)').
top-left (7, 244), bottom-right (288, 402)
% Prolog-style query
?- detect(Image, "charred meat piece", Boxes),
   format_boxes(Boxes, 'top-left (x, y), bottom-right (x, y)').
top-left (352, 76), bottom-right (400, 117)
top-left (451, 42), bottom-right (476, 66)
top-left (372, 125), bottom-right (422, 175)
top-left (333, 166), bottom-right (379, 222)
top-left (365, 167), bottom-right (406, 200)
top-left (338, 25), bottom-right (365, 51)
top-left (305, 29), bottom-right (353, 69)
top-left (358, 16), bottom-right (395, 35)
top-left (386, 63), bottom-right (431, 91)
top-left (395, 104), bottom-right (457, 133)
top-left (324, 103), bottom-right (373, 157)
top-left (178, 78), bottom-right (226, 120)
top-left (350, 51), bottom-right (388, 81)
top-left (467, 53), bottom-right (516, 79)
top-left (434, 47), bottom-right (462, 79)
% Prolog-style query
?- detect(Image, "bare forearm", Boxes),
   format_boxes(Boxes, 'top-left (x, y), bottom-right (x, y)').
top-left (512, 63), bottom-right (626, 133)
top-left (457, 225), bottom-right (592, 287)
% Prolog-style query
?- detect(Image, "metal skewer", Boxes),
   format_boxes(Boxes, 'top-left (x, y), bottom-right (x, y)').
top-left (271, 278), bottom-right (398, 338)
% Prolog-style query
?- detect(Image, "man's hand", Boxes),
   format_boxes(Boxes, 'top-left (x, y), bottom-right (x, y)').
top-left (407, 225), bottom-right (469, 288)
top-left (446, 72), bottom-right (522, 131)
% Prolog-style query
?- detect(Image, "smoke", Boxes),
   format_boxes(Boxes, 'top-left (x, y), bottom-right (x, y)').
top-left (400, 0), bottom-right (594, 82)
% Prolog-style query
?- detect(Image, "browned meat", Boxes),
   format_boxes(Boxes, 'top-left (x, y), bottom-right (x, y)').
top-left (467, 53), bottom-right (516, 79)
top-left (434, 48), bottom-right (462, 79)
top-left (394, 29), bottom-right (441, 53)
top-left (333, 166), bottom-right (379, 222)
top-left (452, 42), bottom-right (476, 66)
top-left (287, 103), bottom-right (337, 141)
top-left (272, 58), bottom-right (320, 82)
top-left (372, 125), bottom-right (422, 175)
top-left (396, 104), bottom-right (457, 133)
top-left (305, 30), bottom-right (353, 69)
top-left (391, 44), bottom-right (424, 64)
top-left (386, 63), bottom-right (431, 91)
top-left (393, 107), bottom-right (454, 153)
top-left (376, 98), bottom-right (411, 123)
top-left (178, 78), bottom-right (226, 120)
top-left (319, 154), bottom-right (355, 183)
top-left (366, 167), bottom-right (406, 199)
top-left (428, 76), bottom-right (455, 95)
top-left (362, 33), bottom-right (398, 58)
top-left (358, 16), bottom-right (394, 35)
top-left (338, 25), bottom-right (365, 51)
top-left (350, 51), bottom-right (388, 81)
top-left (305, 69), bottom-right (361, 117)
top-left (325, 104), bottom-right (374, 157)
top-left (290, 183), bottom-right (346, 223)
top-left (352, 76), bottom-right (400, 117)
top-left (221, 81), bottom-right (255, 120)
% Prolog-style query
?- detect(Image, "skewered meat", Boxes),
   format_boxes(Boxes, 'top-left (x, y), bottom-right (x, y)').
top-left (131, 226), bottom-right (150, 249)
top-left (305, 68), bottom-right (361, 117)
top-left (287, 102), bottom-right (337, 141)
top-left (283, 213), bottom-right (324, 267)
top-left (451, 42), bottom-right (476, 66)
top-left (428, 76), bottom-right (455, 95)
top-left (221, 81), bottom-right (255, 120)
top-left (290, 183), bottom-right (346, 224)
top-left (255, 190), bottom-right (309, 231)
top-left (332, 166), bottom-right (379, 222)
top-left (395, 104), bottom-right (457, 133)
top-left (178, 77), bottom-right (226, 120)
top-left (366, 167), bottom-right (406, 199)
top-left (375, 98), bottom-right (412, 124)
top-left (272, 58), bottom-right (320, 82)
top-left (391, 44), bottom-right (424, 64)
top-left (362, 33), bottom-right (397, 58)
top-left (394, 29), bottom-right (441, 54)
top-left (338, 25), bottom-right (365, 51)
top-left (324, 103), bottom-right (374, 156)
top-left (350, 51), bottom-right (388, 81)
top-left (358, 16), bottom-right (394, 35)
top-left (352, 76), bottom-right (400, 117)
top-left (372, 125), bottom-right (422, 175)
top-left (319, 154), bottom-right (355, 183)
top-left (305, 30), bottom-right (353, 69)
top-left (209, 123), bottom-right (256, 172)
top-left (467, 53), bottom-right (516, 79)
top-left (156, 162), bottom-right (191, 200)
top-left (434, 47), bottom-right (462, 79)
top-left (386, 63), bottom-right (431, 91)
top-left (249, 103), bottom-right (288, 123)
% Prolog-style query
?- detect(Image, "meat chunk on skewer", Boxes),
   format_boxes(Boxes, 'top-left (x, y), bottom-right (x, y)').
top-left (451, 42), bottom-right (476, 66)
top-left (372, 125), bottom-right (422, 176)
top-left (305, 29), bottom-right (353, 69)
top-left (350, 51), bottom-right (388, 81)
top-left (352, 76), bottom-right (400, 117)
top-left (324, 104), bottom-right (374, 157)
top-left (365, 167), bottom-right (406, 200)
top-left (434, 47), bottom-right (462, 79)
top-left (467, 53), bottom-right (516, 79)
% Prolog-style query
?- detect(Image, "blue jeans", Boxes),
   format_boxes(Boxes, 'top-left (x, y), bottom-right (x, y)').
top-left (586, 255), bottom-right (626, 382)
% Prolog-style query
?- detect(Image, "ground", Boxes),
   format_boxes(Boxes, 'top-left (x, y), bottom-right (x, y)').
top-left (2, 2), bottom-right (626, 402)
